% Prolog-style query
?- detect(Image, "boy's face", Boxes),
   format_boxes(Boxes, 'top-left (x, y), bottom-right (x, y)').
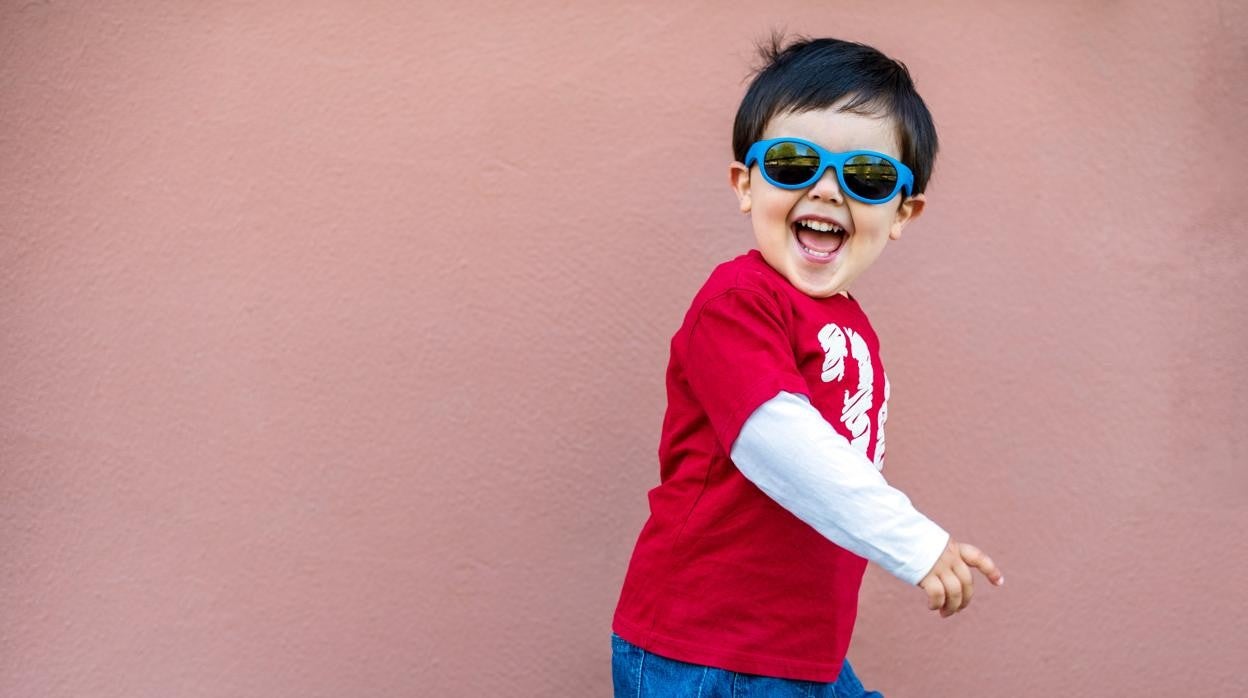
top-left (729, 105), bottom-right (926, 298)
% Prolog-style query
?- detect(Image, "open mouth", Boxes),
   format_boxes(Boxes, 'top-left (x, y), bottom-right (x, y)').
top-left (793, 218), bottom-right (847, 261)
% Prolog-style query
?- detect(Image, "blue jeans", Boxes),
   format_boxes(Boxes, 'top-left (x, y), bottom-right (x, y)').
top-left (611, 634), bottom-right (884, 698)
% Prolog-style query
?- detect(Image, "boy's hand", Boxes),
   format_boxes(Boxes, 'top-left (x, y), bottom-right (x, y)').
top-left (917, 539), bottom-right (1003, 618)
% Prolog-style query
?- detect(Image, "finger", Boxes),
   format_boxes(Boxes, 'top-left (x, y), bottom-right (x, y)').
top-left (960, 544), bottom-right (1005, 587)
top-left (940, 571), bottom-right (962, 616)
top-left (920, 577), bottom-right (944, 612)
top-left (953, 559), bottom-right (974, 611)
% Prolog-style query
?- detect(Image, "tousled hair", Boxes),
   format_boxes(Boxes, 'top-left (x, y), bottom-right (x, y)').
top-left (733, 34), bottom-right (939, 195)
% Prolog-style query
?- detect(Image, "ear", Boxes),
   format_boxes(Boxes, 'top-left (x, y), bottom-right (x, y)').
top-left (889, 193), bottom-right (926, 241)
top-left (729, 162), bottom-right (752, 213)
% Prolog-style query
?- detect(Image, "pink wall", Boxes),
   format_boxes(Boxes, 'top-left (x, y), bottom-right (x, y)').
top-left (2, 1), bottom-right (1244, 695)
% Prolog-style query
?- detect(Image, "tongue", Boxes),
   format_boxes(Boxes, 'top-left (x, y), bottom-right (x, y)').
top-left (796, 227), bottom-right (844, 254)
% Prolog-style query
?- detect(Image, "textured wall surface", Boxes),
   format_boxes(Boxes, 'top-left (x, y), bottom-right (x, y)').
top-left (2, 1), bottom-right (1245, 696)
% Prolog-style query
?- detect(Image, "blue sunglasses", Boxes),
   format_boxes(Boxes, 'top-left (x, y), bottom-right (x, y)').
top-left (744, 137), bottom-right (914, 204)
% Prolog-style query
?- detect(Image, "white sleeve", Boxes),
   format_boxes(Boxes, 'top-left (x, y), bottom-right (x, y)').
top-left (729, 390), bottom-right (950, 586)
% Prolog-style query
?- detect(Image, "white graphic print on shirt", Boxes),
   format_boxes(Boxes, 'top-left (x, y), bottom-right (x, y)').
top-left (818, 324), bottom-right (848, 382)
top-left (874, 374), bottom-right (889, 470)
top-left (817, 323), bottom-right (888, 470)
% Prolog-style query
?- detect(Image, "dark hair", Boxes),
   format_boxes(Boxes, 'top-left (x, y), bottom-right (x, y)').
top-left (733, 35), bottom-right (939, 195)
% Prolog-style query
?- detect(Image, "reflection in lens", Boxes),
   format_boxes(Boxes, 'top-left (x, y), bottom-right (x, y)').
top-left (763, 141), bottom-right (820, 186)
top-left (842, 155), bottom-right (898, 200)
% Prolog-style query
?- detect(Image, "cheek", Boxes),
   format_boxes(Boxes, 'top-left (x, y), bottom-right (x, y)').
top-left (758, 196), bottom-right (796, 227)
top-left (850, 209), bottom-right (895, 240)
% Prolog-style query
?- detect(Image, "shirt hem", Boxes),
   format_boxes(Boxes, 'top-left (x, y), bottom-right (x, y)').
top-left (612, 615), bottom-right (844, 683)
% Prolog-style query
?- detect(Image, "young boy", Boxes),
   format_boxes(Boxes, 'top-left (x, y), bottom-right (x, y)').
top-left (611, 37), bottom-right (1004, 696)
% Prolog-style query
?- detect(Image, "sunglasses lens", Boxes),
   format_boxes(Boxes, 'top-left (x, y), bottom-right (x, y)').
top-left (762, 141), bottom-right (820, 186)
top-left (841, 154), bottom-right (900, 201)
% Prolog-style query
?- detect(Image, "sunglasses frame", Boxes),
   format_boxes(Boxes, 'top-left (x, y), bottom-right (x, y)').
top-left (744, 137), bottom-right (915, 204)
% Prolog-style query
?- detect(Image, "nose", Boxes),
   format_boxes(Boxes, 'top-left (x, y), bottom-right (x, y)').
top-left (807, 167), bottom-right (844, 204)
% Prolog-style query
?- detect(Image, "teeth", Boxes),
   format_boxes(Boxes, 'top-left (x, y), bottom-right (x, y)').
top-left (801, 243), bottom-right (832, 258)
top-left (798, 219), bottom-right (842, 233)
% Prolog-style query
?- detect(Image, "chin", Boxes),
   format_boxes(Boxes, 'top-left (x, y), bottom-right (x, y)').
top-left (803, 285), bottom-right (844, 299)
top-left (788, 275), bottom-right (843, 299)
top-left (785, 266), bottom-right (845, 298)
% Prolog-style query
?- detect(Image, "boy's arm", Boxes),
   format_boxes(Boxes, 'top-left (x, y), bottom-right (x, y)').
top-left (731, 391), bottom-right (1002, 613)
top-left (731, 390), bottom-right (948, 584)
